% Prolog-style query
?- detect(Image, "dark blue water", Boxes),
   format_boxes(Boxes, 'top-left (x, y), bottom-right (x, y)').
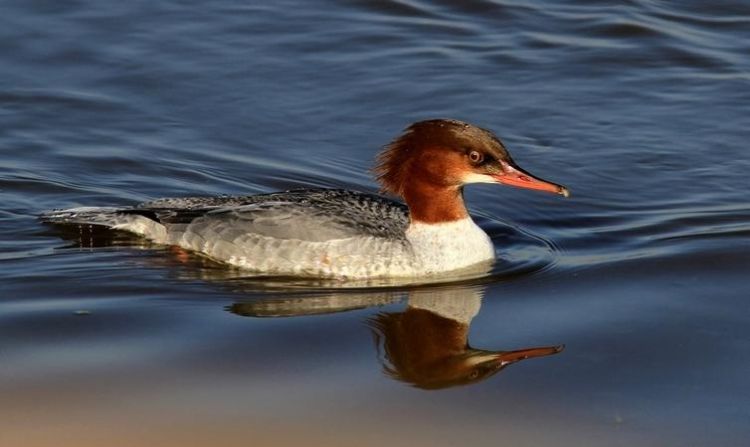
top-left (2, 1), bottom-right (749, 446)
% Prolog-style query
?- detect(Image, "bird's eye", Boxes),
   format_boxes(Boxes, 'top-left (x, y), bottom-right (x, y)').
top-left (468, 150), bottom-right (484, 164)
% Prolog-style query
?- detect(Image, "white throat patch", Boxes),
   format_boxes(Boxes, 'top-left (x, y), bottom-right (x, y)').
top-left (461, 172), bottom-right (497, 184)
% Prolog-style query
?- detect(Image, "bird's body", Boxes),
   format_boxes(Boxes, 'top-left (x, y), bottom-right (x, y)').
top-left (42, 119), bottom-right (568, 279)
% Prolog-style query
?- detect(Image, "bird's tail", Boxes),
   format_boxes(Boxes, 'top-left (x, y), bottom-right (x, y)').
top-left (41, 206), bottom-right (168, 242)
top-left (40, 206), bottom-right (138, 228)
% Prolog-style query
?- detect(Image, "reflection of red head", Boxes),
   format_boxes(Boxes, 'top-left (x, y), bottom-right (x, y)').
top-left (369, 307), bottom-right (562, 390)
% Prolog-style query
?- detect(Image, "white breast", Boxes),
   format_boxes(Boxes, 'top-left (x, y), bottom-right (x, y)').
top-left (405, 217), bottom-right (496, 275)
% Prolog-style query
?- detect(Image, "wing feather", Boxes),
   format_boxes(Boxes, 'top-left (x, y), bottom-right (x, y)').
top-left (142, 189), bottom-right (409, 242)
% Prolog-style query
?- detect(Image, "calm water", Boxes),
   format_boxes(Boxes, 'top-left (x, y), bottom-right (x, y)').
top-left (2, 1), bottom-right (749, 445)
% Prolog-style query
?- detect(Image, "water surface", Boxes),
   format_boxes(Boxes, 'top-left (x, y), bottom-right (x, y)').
top-left (1, 1), bottom-right (749, 446)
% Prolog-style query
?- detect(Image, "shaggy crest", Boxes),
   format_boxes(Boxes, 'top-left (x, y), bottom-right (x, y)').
top-left (373, 119), bottom-right (510, 197)
top-left (373, 123), bottom-right (420, 196)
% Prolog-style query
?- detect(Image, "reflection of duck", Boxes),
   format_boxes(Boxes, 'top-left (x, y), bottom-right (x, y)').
top-left (42, 119), bottom-right (568, 279)
top-left (369, 288), bottom-right (562, 389)
top-left (230, 285), bottom-right (562, 390)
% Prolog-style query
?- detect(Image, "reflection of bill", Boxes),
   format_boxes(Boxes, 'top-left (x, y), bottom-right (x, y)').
top-left (231, 286), bottom-right (562, 390)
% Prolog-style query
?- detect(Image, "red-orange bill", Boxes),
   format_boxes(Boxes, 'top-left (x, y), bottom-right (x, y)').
top-left (493, 161), bottom-right (570, 197)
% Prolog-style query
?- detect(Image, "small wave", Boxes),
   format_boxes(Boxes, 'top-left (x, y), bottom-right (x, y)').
top-left (551, 203), bottom-right (750, 271)
top-left (0, 88), bottom-right (129, 112)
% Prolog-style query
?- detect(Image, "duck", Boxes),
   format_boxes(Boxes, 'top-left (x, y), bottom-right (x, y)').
top-left (42, 119), bottom-right (569, 279)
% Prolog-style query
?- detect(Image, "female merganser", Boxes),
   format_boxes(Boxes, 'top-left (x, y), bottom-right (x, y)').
top-left (42, 119), bottom-right (569, 279)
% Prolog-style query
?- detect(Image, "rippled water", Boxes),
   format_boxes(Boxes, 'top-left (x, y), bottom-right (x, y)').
top-left (1, 1), bottom-right (749, 446)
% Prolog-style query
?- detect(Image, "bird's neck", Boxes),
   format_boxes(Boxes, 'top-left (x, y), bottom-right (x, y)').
top-left (403, 181), bottom-right (468, 224)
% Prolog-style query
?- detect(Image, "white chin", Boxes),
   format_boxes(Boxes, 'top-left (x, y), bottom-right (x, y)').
top-left (461, 173), bottom-right (497, 184)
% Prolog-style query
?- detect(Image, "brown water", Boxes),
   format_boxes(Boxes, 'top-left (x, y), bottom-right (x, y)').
top-left (1, 1), bottom-right (750, 446)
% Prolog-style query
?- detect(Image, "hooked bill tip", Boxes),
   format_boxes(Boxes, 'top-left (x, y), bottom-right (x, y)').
top-left (559, 186), bottom-right (570, 198)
